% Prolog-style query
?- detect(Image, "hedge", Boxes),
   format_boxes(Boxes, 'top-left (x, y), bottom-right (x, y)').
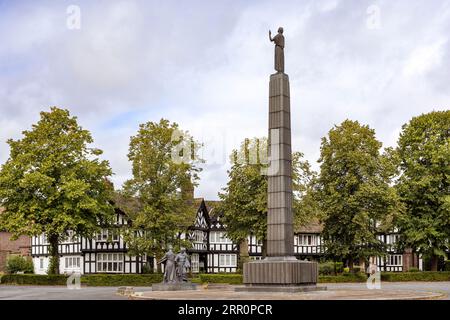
top-left (381, 272), bottom-right (450, 282)
top-left (0, 274), bottom-right (68, 285)
top-left (318, 274), bottom-right (366, 283)
top-left (81, 274), bottom-right (163, 286)
top-left (1, 271), bottom-right (449, 286)
top-left (0, 273), bottom-right (163, 286)
top-left (199, 273), bottom-right (243, 284)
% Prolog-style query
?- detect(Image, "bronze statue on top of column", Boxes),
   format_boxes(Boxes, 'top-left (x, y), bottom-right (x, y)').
top-left (269, 27), bottom-right (285, 73)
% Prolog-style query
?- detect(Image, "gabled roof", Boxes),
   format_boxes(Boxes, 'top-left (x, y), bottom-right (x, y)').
top-left (295, 219), bottom-right (323, 234)
top-left (189, 198), bottom-right (211, 230)
top-left (111, 192), bottom-right (142, 218)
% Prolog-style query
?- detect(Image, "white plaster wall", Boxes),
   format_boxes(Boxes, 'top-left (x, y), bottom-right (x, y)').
top-left (33, 256), bottom-right (49, 275)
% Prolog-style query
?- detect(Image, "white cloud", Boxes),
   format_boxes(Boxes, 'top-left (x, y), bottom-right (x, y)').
top-left (1, 0), bottom-right (449, 200)
top-left (403, 39), bottom-right (447, 77)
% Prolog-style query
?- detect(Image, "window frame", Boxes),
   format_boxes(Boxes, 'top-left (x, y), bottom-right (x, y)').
top-left (96, 253), bottom-right (124, 273)
top-left (219, 254), bottom-right (236, 267)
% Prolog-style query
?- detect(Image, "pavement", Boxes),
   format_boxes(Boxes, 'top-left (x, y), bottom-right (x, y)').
top-left (325, 282), bottom-right (450, 299)
top-left (132, 282), bottom-right (448, 300)
top-left (0, 282), bottom-right (447, 300)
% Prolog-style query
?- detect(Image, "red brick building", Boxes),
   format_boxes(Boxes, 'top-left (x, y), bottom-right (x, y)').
top-left (0, 208), bottom-right (31, 272)
top-left (0, 232), bottom-right (31, 272)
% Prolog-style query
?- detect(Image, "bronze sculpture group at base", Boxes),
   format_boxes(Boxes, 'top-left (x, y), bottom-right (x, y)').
top-left (159, 248), bottom-right (191, 283)
top-left (152, 248), bottom-right (197, 291)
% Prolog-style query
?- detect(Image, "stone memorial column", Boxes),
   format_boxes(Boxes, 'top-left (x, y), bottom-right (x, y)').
top-left (267, 72), bottom-right (294, 257)
top-left (238, 27), bottom-right (322, 292)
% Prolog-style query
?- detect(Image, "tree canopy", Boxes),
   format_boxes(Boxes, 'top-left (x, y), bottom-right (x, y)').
top-left (121, 119), bottom-right (202, 264)
top-left (317, 120), bottom-right (402, 268)
top-left (218, 137), bottom-right (320, 255)
top-left (395, 110), bottom-right (450, 270)
top-left (0, 107), bottom-right (114, 274)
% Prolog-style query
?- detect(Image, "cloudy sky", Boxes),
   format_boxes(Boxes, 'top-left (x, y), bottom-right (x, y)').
top-left (0, 0), bottom-right (449, 200)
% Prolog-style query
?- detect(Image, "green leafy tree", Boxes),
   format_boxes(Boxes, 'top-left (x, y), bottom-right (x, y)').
top-left (121, 119), bottom-right (202, 271)
top-left (218, 138), bottom-right (268, 261)
top-left (317, 120), bottom-right (402, 270)
top-left (292, 152), bottom-right (323, 231)
top-left (396, 111), bottom-right (450, 271)
top-left (218, 137), bottom-right (319, 262)
top-left (0, 107), bottom-right (114, 274)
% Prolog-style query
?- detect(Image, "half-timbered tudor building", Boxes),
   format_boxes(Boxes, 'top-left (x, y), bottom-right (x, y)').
top-left (186, 199), bottom-right (423, 273)
top-left (373, 229), bottom-right (422, 272)
top-left (31, 207), bottom-right (147, 275)
top-left (186, 199), bottom-right (326, 273)
top-left (29, 197), bottom-right (425, 275)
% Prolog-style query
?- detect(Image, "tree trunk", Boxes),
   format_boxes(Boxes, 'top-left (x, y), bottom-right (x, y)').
top-left (262, 239), bottom-right (267, 259)
top-left (348, 258), bottom-right (354, 272)
top-left (156, 252), bottom-right (162, 273)
top-left (430, 255), bottom-right (438, 271)
top-left (359, 257), bottom-right (366, 273)
top-left (239, 238), bottom-right (249, 272)
top-left (48, 233), bottom-right (60, 275)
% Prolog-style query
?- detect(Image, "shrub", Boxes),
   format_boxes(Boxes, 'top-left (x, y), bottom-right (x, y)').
top-left (141, 264), bottom-right (153, 274)
top-left (6, 255), bottom-right (34, 274)
top-left (199, 273), bottom-right (243, 284)
top-left (408, 267), bottom-right (420, 272)
top-left (444, 261), bottom-right (450, 272)
top-left (334, 262), bottom-right (344, 274)
top-left (352, 266), bottom-right (363, 273)
top-left (343, 267), bottom-right (350, 273)
top-left (319, 262), bottom-right (335, 275)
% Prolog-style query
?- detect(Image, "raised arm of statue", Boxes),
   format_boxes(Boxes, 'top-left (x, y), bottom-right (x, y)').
top-left (269, 30), bottom-right (273, 42)
top-left (158, 255), bottom-right (167, 265)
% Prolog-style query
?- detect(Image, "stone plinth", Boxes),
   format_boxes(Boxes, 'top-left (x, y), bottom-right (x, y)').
top-left (152, 283), bottom-right (197, 291)
top-left (243, 258), bottom-right (318, 286)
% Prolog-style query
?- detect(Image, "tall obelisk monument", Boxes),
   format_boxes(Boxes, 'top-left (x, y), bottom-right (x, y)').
top-left (240, 27), bottom-right (319, 291)
top-left (267, 27), bottom-right (294, 257)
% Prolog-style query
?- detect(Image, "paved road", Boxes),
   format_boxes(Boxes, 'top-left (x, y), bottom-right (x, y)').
top-left (0, 282), bottom-right (448, 300)
top-left (0, 285), bottom-right (148, 300)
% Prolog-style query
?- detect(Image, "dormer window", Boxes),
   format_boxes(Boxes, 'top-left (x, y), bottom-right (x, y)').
top-left (297, 234), bottom-right (317, 246)
top-left (210, 231), bottom-right (232, 244)
top-left (96, 229), bottom-right (119, 242)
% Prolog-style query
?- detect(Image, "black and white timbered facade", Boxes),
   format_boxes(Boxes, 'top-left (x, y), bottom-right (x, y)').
top-left (186, 200), bottom-right (331, 273)
top-left (31, 198), bottom-right (423, 275)
top-left (373, 230), bottom-right (418, 272)
top-left (187, 201), bottom-right (239, 273)
top-left (186, 199), bottom-right (422, 273)
top-left (31, 209), bottom-right (147, 275)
